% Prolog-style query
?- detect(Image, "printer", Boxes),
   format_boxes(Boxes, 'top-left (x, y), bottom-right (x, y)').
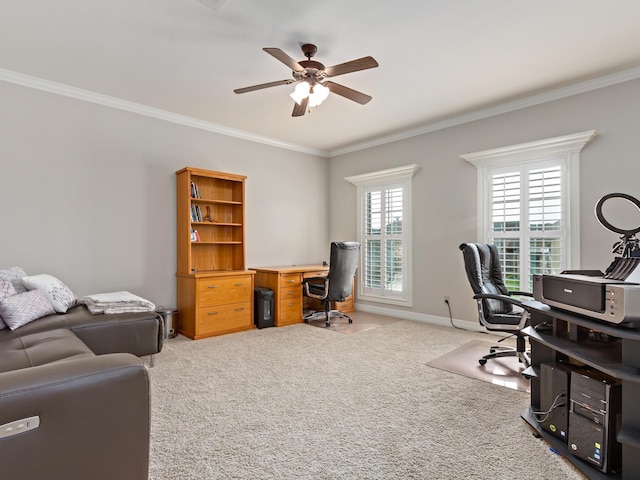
top-left (533, 257), bottom-right (640, 325)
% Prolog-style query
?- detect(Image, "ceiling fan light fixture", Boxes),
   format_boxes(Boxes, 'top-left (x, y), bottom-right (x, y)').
top-left (290, 82), bottom-right (310, 105)
top-left (308, 83), bottom-right (330, 107)
top-left (234, 43), bottom-right (378, 117)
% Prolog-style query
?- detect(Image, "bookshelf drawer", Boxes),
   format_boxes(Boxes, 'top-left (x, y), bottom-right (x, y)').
top-left (198, 302), bottom-right (252, 334)
top-left (198, 276), bottom-right (252, 306)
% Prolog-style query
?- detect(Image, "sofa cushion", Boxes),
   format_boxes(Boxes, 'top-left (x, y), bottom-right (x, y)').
top-left (0, 279), bottom-right (17, 330)
top-left (0, 289), bottom-right (56, 330)
top-left (0, 328), bottom-right (94, 373)
top-left (22, 273), bottom-right (78, 313)
top-left (0, 266), bottom-right (28, 293)
top-left (14, 305), bottom-right (164, 357)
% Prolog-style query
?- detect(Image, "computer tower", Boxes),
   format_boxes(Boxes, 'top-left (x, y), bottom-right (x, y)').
top-left (254, 287), bottom-right (274, 329)
top-left (540, 362), bottom-right (578, 442)
top-left (568, 370), bottom-right (622, 473)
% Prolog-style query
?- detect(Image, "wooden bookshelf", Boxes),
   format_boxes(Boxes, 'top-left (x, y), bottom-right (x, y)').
top-left (176, 167), bottom-right (254, 339)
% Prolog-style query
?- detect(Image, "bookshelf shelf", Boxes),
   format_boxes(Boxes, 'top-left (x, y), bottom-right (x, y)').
top-left (191, 199), bottom-right (243, 205)
top-left (190, 222), bottom-right (243, 226)
top-left (190, 241), bottom-right (244, 245)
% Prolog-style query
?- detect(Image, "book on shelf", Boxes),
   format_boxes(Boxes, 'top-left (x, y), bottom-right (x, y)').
top-left (190, 228), bottom-right (201, 242)
top-left (190, 205), bottom-right (204, 222)
top-left (190, 181), bottom-right (201, 199)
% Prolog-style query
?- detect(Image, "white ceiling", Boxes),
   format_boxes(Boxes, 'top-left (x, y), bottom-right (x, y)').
top-left (2, 0), bottom-right (640, 156)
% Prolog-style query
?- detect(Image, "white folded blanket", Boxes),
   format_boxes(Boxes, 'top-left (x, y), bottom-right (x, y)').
top-left (82, 291), bottom-right (156, 314)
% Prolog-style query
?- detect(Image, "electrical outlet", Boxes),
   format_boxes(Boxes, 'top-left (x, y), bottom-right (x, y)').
top-left (444, 295), bottom-right (450, 303)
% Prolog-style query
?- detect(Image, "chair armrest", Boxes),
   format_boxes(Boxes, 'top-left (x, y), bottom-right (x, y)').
top-left (302, 276), bottom-right (329, 300)
top-left (0, 354), bottom-right (149, 480)
top-left (473, 292), bottom-right (527, 309)
top-left (508, 291), bottom-right (534, 298)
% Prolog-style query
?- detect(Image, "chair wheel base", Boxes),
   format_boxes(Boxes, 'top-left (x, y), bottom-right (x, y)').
top-left (479, 358), bottom-right (488, 366)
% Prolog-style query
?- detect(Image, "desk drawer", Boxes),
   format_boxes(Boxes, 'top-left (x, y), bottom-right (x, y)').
top-left (279, 297), bottom-right (302, 323)
top-left (303, 271), bottom-right (327, 279)
top-left (280, 284), bottom-right (301, 299)
top-left (279, 273), bottom-right (301, 288)
top-left (198, 276), bottom-right (252, 306)
top-left (198, 302), bottom-right (252, 334)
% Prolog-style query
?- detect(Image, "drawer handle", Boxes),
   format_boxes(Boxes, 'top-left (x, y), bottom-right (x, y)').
top-left (287, 302), bottom-right (294, 307)
top-left (208, 311), bottom-right (218, 315)
top-left (235, 307), bottom-right (244, 311)
top-left (286, 291), bottom-right (293, 295)
top-left (207, 285), bottom-right (218, 289)
top-left (286, 279), bottom-right (296, 283)
top-left (234, 283), bottom-right (243, 286)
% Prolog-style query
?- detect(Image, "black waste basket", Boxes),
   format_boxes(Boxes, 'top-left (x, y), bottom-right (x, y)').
top-left (254, 287), bottom-right (274, 329)
top-left (156, 306), bottom-right (179, 338)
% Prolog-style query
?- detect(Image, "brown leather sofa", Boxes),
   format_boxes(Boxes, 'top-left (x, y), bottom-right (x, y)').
top-left (0, 305), bottom-right (163, 480)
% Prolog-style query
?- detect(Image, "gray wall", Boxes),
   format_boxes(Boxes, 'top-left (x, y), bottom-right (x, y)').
top-left (0, 80), bottom-right (329, 306)
top-left (329, 78), bottom-right (640, 325)
top-left (3, 76), bottom-right (639, 323)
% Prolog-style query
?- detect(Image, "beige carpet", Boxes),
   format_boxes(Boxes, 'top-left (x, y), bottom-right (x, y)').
top-left (148, 315), bottom-right (585, 479)
top-left (303, 310), bottom-right (402, 334)
top-left (427, 339), bottom-right (530, 393)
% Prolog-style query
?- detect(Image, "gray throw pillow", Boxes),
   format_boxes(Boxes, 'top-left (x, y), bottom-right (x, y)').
top-left (0, 289), bottom-right (55, 330)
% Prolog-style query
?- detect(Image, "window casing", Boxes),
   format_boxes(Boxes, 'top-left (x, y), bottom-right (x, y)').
top-left (346, 165), bottom-right (418, 306)
top-left (461, 131), bottom-right (596, 291)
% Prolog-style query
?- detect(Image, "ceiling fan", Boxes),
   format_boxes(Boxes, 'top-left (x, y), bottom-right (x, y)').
top-left (234, 43), bottom-right (379, 117)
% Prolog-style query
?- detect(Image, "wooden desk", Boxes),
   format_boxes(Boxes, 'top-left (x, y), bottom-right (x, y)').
top-left (252, 265), bottom-right (354, 327)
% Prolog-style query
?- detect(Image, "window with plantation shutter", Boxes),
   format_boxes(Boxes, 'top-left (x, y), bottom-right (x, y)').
top-left (346, 165), bottom-right (418, 306)
top-left (489, 163), bottom-right (566, 291)
top-left (461, 131), bottom-right (597, 293)
top-left (363, 186), bottom-right (404, 295)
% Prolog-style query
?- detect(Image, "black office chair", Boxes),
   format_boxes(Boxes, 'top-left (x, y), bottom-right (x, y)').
top-left (459, 242), bottom-right (533, 367)
top-left (303, 241), bottom-right (360, 327)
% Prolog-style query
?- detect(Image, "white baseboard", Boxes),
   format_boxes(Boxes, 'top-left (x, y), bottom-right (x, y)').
top-left (354, 302), bottom-right (486, 333)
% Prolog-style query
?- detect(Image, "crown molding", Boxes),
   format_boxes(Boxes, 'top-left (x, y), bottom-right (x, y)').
top-left (0, 68), bottom-right (328, 158)
top-left (329, 66), bottom-right (640, 157)
top-left (2, 65), bottom-right (639, 160)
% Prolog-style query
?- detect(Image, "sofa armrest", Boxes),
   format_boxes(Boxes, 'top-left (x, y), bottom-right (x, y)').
top-left (0, 354), bottom-right (150, 480)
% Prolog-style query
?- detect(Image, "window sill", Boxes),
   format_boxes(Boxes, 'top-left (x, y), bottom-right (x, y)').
top-left (357, 293), bottom-right (412, 308)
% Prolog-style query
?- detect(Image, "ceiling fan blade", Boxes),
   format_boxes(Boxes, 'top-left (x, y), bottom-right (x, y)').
top-left (292, 97), bottom-right (309, 117)
top-left (323, 81), bottom-right (372, 105)
top-left (234, 79), bottom-right (294, 94)
top-left (263, 48), bottom-right (304, 72)
top-left (324, 56), bottom-right (378, 78)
